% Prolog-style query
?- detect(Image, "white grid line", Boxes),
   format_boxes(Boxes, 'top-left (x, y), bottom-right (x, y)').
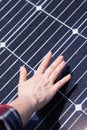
top-left (1, 7), bottom-right (35, 41)
top-left (73, 11), bottom-right (87, 28)
top-left (0, 0), bottom-right (87, 129)
top-left (0, 0), bottom-right (86, 104)
top-left (68, 108), bottom-right (87, 130)
top-left (0, 25), bottom-right (86, 95)
top-left (78, 18), bottom-right (87, 30)
top-left (0, 29), bottom-right (70, 90)
top-left (57, 0), bottom-right (75, 19)
top-left (1, 0), bottom-right (22, 21)
top-left (64, 0), bottom-right (86, 23)
top-left (34, 71), bottom-right (87, 130)
top-left (0, 12), bottom-right (47, 66)
top-left (5, 46), bottom-right (35, 71)
top-left (1, 3), bottom-right (28, 31)
top-left (51, 71), bottom-right (87, 130)
top-left (1, 0), bottom-right (11, 11)
top-left (25, 0), bottom-right (87, 40)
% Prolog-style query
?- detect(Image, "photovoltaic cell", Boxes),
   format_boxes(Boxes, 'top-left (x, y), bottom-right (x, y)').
top-left (0, 0), bottom-right (87, 130)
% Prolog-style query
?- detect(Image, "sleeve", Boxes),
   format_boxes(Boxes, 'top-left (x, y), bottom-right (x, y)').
top-left (0, 104), bottom-right (23, 130)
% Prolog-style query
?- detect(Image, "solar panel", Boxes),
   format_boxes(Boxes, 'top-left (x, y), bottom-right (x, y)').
top-left (0, 0), bottom-right (87, 130)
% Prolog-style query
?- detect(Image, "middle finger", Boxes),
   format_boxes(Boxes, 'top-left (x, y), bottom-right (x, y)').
top-left (44, 55), bottom-right (64, 77)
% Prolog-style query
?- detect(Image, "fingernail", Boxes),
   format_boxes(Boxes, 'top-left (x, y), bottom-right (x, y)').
top-left (67, 74), bottom-right (72, 79)
top-left (20, 66), bottom-right (24, 71)
top-left (48, 51), bottom-right (52, 55)
top-left (59, 55), bottom-right (64, 59)
top-left (69, 74), bottom-right (72, 78)
top-left (61, 61), bottom-right (66, 65)
top-left (44, 51), bottom-right (52, 58)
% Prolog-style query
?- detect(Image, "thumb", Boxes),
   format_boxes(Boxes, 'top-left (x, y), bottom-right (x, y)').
top-left (19, 66), bottom-right (27, 85)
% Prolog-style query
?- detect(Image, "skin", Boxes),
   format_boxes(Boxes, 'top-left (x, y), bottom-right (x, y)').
top-left (9, 52), bottom-right (71, 126)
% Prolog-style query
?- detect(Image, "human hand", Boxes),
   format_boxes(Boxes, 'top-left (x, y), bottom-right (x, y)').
top-left (9, 52), bottom-right (71, 125)
top-left (18, 52), bottom-right (71, 111)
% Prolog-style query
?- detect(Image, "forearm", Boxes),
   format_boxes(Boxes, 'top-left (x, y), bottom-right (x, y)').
top-left (9, 97), bottom-right (35, 126)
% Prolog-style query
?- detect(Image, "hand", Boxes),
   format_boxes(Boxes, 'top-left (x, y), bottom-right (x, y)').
top-left (9, 52), bottom-right (71, 125)
top-left (18, 52), bottom-right (71, 109)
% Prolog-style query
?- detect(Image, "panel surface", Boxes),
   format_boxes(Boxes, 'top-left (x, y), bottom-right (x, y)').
top-left (0, 0), bottom-right (87, 130)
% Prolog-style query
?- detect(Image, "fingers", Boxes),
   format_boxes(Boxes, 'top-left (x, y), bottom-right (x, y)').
top-left (49, 61), bottom-right (66, 83)
top-left (44, 55), bottom-right (64, 77)
top-left (52, 74), bottom-right (71, 95)
top-left (37, 51), bottom-right (52, 73)
top-left (19, 66), bottom-right (27, 85)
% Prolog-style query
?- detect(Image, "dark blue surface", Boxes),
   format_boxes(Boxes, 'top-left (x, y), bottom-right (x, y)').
top-left (0, 0), bottom-right (87, 130)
